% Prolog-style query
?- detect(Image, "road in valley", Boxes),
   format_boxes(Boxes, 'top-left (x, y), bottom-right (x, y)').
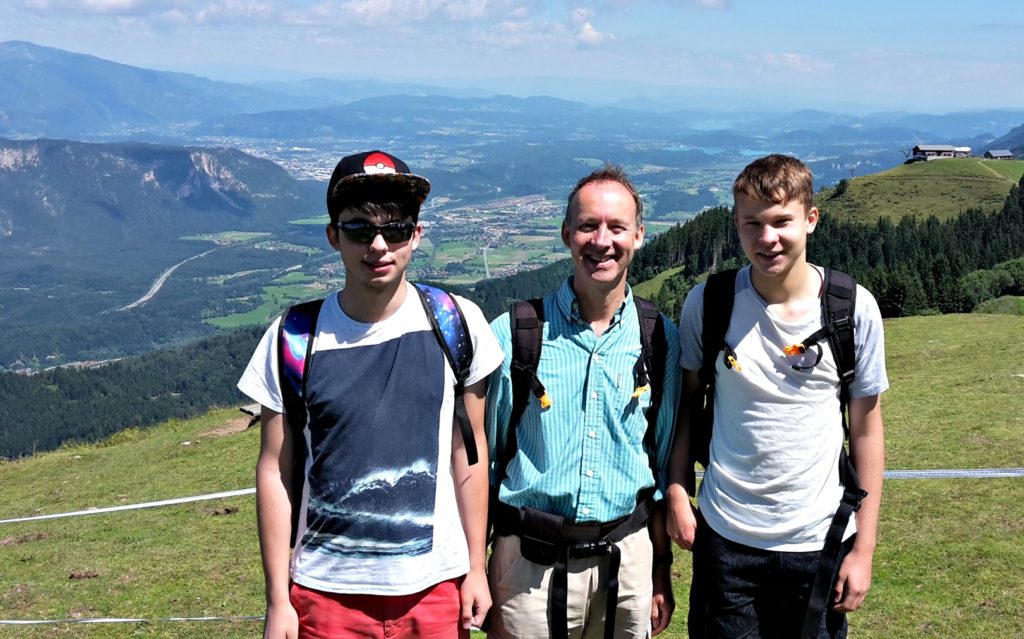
top-left (116, 249), bottom-right (217, 312)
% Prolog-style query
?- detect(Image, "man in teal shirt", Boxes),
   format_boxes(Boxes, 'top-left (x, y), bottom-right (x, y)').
top-left (485, 165), bottom-right (681, 638)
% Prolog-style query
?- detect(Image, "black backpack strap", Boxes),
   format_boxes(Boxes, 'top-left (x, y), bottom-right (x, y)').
top-left (688, 269), bottom-right (738, 494)
top-left (277, 297), bottom-right (324, 548)
top-left (822, 269), bottom-right (857, 414)
top-left (413, 283), bottom-right (479, 466)
top-left (499, 298), bottom-right (546, 485)
top-left (632, 296), bottom-right (667, 477)
top-left (801, 269), bottom-right (866, 639)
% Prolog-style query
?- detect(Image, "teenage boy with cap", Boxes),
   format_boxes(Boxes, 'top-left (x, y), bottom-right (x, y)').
top-left (485, 165), bottom-right (681, 638)
top-left (238, 150), bottom-right (503, 639)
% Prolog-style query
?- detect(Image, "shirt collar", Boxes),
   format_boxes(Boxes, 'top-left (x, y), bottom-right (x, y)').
top-left (555, 277), bottom-right (633, 327)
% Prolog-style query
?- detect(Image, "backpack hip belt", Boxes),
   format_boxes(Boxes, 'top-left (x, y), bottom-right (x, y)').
top-left (491, 493), bottom-right (653, 639)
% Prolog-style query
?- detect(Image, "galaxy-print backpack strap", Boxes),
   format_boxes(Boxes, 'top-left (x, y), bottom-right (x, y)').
top-left (277, 297), bottom-right (324, 546)
top-left (414, 283), bottom-right (478, 465)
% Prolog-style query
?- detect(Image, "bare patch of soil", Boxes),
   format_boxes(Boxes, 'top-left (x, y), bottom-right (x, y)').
top-left (199, 416), bottom-right (251, 438)
top-left (0, 532), bottom-right (49, 547)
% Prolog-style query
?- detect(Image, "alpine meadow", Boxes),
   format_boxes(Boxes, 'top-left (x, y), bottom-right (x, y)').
top-left (2, 10), bottom-right (1024, 636)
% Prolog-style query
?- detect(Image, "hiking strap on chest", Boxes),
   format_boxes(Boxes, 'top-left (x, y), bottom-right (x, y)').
top-left (799, 269), bottom-right (864, 639)
top-left (695, 268), bottom-right (867, 638)
top-left (491, 493), bottom-right (654, 639)
top-left (499, 296), bottom-right (667, 485)
top-left (278, 298), bottom-right (325, 548)
top-left (413, 283), bottom-right (479, 466)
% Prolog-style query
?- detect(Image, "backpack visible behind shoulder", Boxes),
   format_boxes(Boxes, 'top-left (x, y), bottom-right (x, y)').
top-left (276, 284), bottom-right (477, 548)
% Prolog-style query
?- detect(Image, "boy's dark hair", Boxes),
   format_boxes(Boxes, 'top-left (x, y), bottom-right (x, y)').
top-left (733, 154), bottom-right (814, 209)
top-left (565, 164), bottom-right (644, 225)
top-left (329, 188), bottom-right (420, 226)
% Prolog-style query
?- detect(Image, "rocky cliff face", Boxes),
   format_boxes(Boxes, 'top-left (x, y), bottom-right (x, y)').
top-left (0, 138), bottom-right (309, 250)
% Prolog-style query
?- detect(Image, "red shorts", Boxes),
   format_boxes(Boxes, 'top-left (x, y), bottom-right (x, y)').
top-left (289, 578), bottom-right (469, 639)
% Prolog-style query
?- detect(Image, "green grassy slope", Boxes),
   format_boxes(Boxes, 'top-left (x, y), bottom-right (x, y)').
top-left (1, 314), bottom-right (1022, 638)
top-left (818, 159), bottom-right (1024, 223)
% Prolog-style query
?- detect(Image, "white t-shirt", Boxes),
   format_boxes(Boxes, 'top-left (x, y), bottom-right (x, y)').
top-left (238, 281), bottom-right (503, 595)
top-left (678, 266), bottom-right (888, 551)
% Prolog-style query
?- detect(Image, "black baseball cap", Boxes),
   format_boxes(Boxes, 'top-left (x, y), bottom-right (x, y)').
top-left (326, 150), bottom-right (431, 217)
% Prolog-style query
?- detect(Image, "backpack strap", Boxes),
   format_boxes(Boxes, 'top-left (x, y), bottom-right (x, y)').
top-left (413, 283), bottom-right (479, 466)
top-left (633, 296), bottom-right (668, 475)
top-left (822, 269), bottom-right (857, 415)
top-left (688, 269), bottom-right (738, 494)
top-left (277, 298), bottom-right (324, 548)
top-left (498, 298), bottom-right (547, 485)
top-left (800, 269), bottom-right (867, 639)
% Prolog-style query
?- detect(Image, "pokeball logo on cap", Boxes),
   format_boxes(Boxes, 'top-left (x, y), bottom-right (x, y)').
top-left (362, 152), bottom-right (398, 175)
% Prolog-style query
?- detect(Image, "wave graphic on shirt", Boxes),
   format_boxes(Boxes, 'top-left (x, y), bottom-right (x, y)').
top-left (303, 459), bottom-right (436, 558)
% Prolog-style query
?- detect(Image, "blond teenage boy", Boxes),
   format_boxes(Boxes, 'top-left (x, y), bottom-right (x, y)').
top-left (667, 154), bottom-right (887, 638)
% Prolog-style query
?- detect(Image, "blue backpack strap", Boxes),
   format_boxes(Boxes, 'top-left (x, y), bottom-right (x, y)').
top-left (277, 297), bottom-right (324, 548)
top-left (413, 283), bottom-right (479, 466)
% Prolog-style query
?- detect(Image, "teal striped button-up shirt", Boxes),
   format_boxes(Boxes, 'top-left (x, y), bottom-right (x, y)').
top-left (486, 279), bottom-right (681, 523)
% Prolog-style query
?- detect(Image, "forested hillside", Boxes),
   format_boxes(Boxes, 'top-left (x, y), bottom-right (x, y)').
top-left (473, 173), bottom-right (1024, 320)
top-left (3, 174), bottom-right (1023, 459)
top-left (0, 327), bottom-right (261, 459)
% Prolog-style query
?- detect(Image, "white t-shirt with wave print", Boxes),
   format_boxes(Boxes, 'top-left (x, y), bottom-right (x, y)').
top-left (238, 282), bottom-right (503, 595)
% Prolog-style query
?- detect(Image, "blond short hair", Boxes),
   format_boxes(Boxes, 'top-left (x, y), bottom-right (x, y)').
top-left (733, 154), bottom-right (813, 209)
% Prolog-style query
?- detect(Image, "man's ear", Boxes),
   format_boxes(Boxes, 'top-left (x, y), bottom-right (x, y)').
top-left (561, 220), bottom-right (570, 248)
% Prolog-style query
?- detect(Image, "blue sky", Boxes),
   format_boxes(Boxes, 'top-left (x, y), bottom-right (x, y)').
top-left (2, 0), bottom-right (1023, 112)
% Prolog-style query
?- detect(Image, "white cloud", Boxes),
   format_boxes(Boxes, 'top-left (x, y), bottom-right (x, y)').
top-left (684, 0), bottom-right (731, 9)
top-left (470, 19), bottom-right (568, 50)
top-left (19, 0), bottom-right (185, 15)
top-left (577, 21), bottom-right (612, 46)
top-left (748, 52), bottom-right (834, 74)
top-left (194, 1), bottom-right (274, 24)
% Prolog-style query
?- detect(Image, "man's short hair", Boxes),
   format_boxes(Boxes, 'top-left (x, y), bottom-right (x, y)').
top-left (733, 154), bottom-right (814, 209)
top-left (565, 164), bottom-right (644, 225)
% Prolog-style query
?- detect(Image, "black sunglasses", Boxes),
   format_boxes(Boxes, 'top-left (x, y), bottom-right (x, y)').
top-left (337, 220), bottom-right (415, 244)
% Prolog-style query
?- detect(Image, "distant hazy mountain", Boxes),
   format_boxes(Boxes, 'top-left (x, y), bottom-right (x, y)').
top-left (256, 77), bottom-right (494, 105)
top-left (0, 40), bottom-right (302, 138)
top-left (0, 138), bottom-right (323, 369)
top-left (984, 123), bottom-right (1024, 156)
top-left (195, 93), bottom-right (695, 142)
top-left (734, 109), bottom-right (1024, 141)
top-left (0, 138), bottom-right (314, 251)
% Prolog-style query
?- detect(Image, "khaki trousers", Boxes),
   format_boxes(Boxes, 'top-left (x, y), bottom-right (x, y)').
top-left (486, 527), bottom-right (653, 639)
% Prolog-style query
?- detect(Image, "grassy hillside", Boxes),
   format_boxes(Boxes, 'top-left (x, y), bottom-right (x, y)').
top-left (1, 314), bottom-right (1022, 638)
top-left (818, 158), bottom-right (1024, 223)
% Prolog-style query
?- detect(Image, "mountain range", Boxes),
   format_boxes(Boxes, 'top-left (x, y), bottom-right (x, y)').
top-left (4, 39), bottom-right (1024, 156)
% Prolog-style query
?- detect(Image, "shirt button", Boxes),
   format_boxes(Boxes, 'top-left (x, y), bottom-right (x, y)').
top-left (586, 470), bottom-right (594, 477)
top-left (590, 391), bottom-right (598, 399)
top-left (588, 430), bottom-right (597, 438)
top-left (582, 507), bottom-right (590, 516)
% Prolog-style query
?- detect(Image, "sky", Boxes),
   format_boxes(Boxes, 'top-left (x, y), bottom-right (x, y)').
top-left (2, 0), bottom-right (1024, 113)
